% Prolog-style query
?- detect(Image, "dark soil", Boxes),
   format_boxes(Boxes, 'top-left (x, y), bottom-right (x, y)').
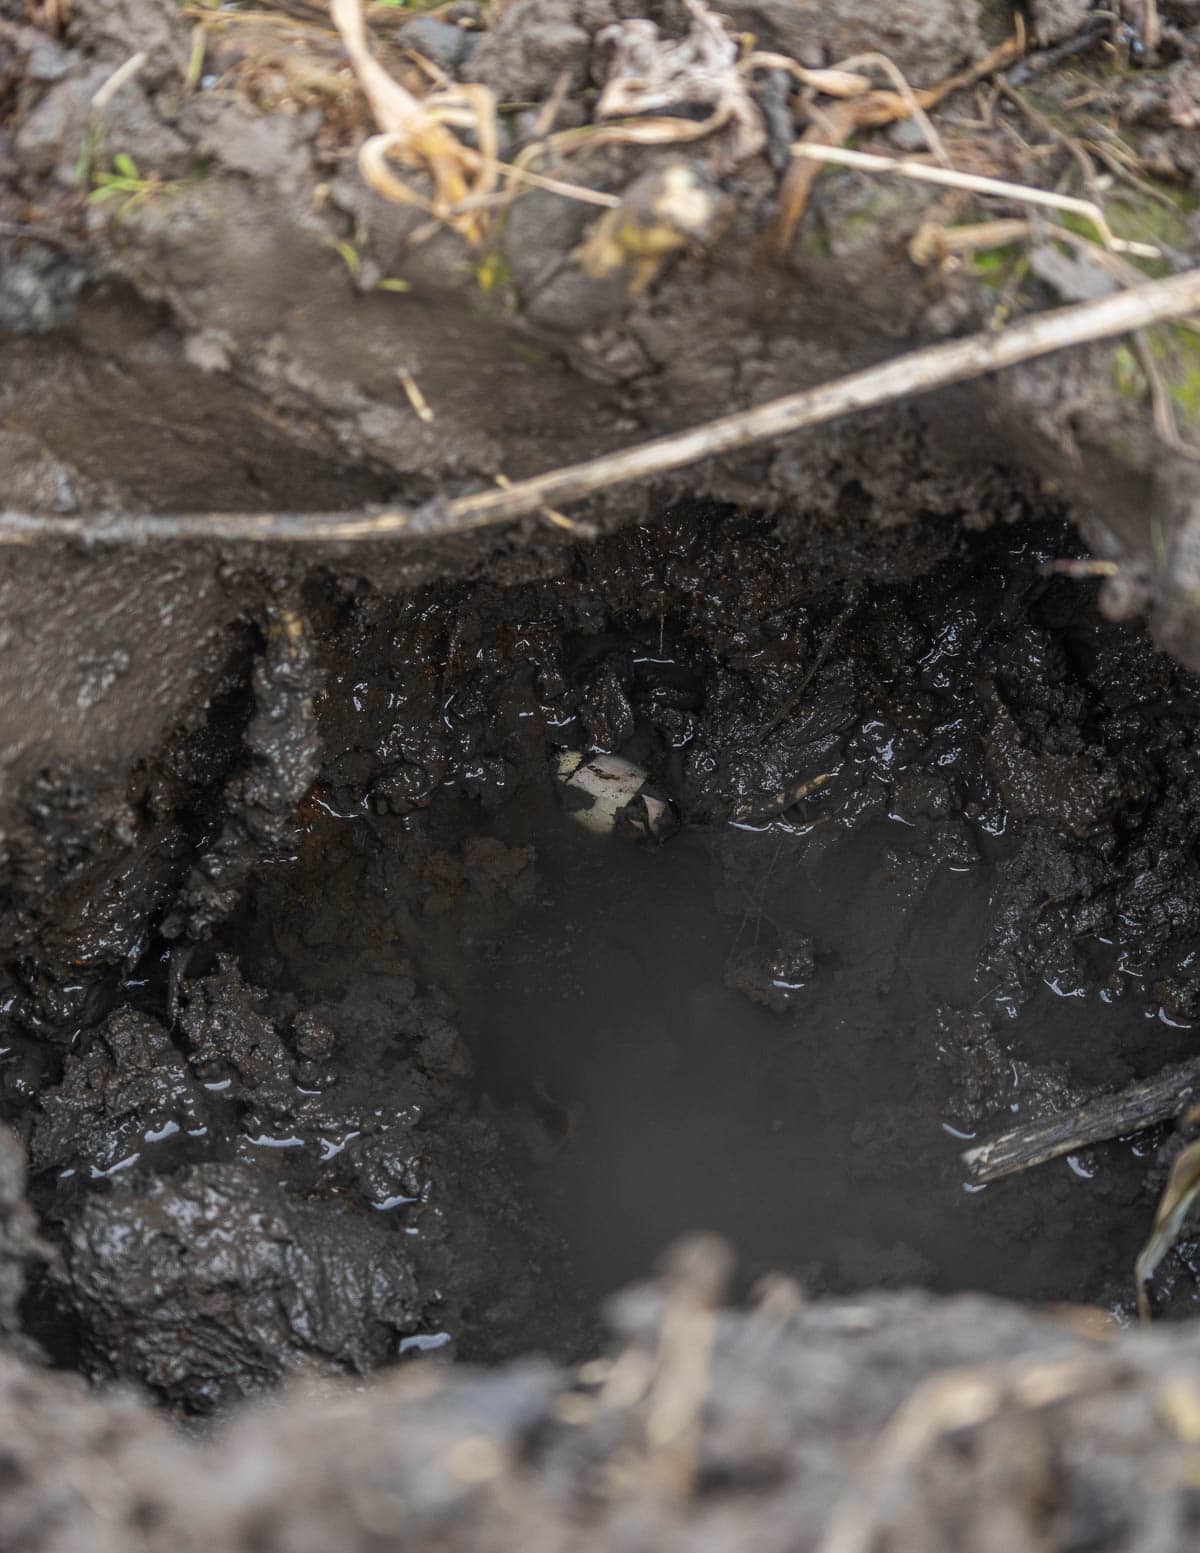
top-left (240, 509), bottom-right (1200, 1326)
top-left (4, 0), bottom-right (1200, 1547)
top-left (6, 503), bottom-right (1200, 1424)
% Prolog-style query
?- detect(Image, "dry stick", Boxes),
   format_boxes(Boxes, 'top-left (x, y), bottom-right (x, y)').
top-left (963, 1059), bottom-right (1200, 1185)
top-left (90, 50), bottom-right (148, 117)
top-left (832, 50), bottom-right (951, 165)
top-left (909, 217), bottom-right (1033, 267)
top-left (2, 268), bottom-right (1200, 548)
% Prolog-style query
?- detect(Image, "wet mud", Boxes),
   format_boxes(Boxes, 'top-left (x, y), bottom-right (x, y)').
top-left (4, 0), bottom-right (1200, 1547)
top-left (5, 506), bottom-right (1197, 1422)
top-left (237, 511), bottom-right (1200, 1334)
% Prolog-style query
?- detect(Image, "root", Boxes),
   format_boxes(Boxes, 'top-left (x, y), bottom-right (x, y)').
top-left (785, 144), bottom-right (1160, 259)
top-left (817, 1355), bottom-right (1111, 1553)
top-left (772, 23), bottom-right (1026, 255)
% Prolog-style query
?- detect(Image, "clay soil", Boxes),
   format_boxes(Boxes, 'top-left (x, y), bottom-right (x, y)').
top-left (4, 1), bottom-right (1200, 1550)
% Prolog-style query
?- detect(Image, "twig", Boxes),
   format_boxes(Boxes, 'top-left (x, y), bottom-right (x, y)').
top-left (90, 52), bottom-right (148, 117)
top-left (398, 369), bottom-right (434, 423)
top-left (914, 21), bottom-right (1027, 109)
top-left (730, 771), bottom-right (833, 824)
top-left (1006, 16), bottom-right (1110, 84)
top-left (962, 1059), bottom-right (1200, 1184)
top-left (459, 161), bottom-right (620, 211)
top-left (909, 217), bottom-right (1032, 268)
top-left (1083, 129), bottom-right (1177, 210)
top-left (1136, 1102), bottom-right (1200, 1320)
top-left (493, 472), bottom-right (592, 537)
top-left (525, 68), bottom-right (573, 144)
top-left (2, 268), bottom-right (1199, 547)
top-left (788, 143), bottom-right (1160, 258)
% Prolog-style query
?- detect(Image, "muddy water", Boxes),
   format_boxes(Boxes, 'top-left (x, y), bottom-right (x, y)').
top-left (436, 783), bottom-right (1194, 1317)
top-left (230, 710), bottom-right (1200, 1339)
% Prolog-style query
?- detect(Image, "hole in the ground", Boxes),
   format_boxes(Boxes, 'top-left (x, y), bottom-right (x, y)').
top-left (217, 508), bottom-right (1200, 1353)
top-left (17, 504), bottom-right (1200, 1412)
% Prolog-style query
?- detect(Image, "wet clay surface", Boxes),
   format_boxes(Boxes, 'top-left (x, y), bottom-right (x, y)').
top-left (19, 953), bottom-right (587, 1408)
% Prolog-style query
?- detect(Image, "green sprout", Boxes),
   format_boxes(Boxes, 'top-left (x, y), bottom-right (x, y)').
top-left (326, 237), bottom-right (410, 293)
top-left (327, 236), bottom-right (363, 279)
top-left (89, 153), bottom-right (173, 217)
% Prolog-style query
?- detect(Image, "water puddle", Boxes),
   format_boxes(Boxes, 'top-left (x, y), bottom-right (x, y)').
top-left (439, 790), bottom-right (1190, 1315)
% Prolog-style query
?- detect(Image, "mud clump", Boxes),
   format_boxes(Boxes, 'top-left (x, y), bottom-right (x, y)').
top-left (57, 1163), bottom-right (419, 1412)
top-left (0, 1125), bottom-right (45, 1348)
top-left (23, 958), bottom-right (586, 1406)
top-left (29, 1008), bottom-right (201, 1175)
top-left (724, 933), bottom-right (816, 1012)
top-left (470, 0), bottom-right (985, 101)
top-left (0, 1270), bottom-right (1200, 1553)
top-left (164, 606), bottom-right (321, 946)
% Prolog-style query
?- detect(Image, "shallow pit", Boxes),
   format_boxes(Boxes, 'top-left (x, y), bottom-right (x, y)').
top-left (11, 501), bottom-right (1200, 1414)
top-left (166, 504), bottom-right (1200, 1375)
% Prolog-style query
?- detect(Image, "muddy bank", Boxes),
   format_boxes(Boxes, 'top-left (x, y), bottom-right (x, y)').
top-left (1, 0), bottom-right (1199, 834)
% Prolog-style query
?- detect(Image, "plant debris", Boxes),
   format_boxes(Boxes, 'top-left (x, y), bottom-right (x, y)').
top-left (593, 0), bottom-right (765, 168)
top-left (1137, 1106), bottom-right (1200, 1322)
top-left (963, 1061), bottom-right (1200, 1186)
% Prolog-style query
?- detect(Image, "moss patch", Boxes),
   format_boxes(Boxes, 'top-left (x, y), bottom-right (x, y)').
top-left (1148, 326), bottom-right (1200, 422)
top-left (1106, 184), bottom-right (1200, 255)
top-left (1110, 343), bottom-right (1147, 402)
